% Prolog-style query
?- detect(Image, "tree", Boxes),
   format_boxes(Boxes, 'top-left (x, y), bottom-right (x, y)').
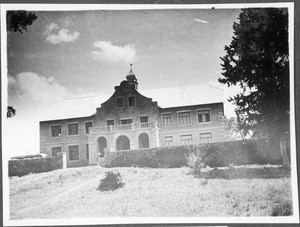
top-left (6, 11), bottom-right (37, 118)
top-left (6, 10), bottom-right (37, 33)
top-left (223, 116), bottom-right (246, 141)
top-left (218, 8), bottom-right (289, 159)
top-left (7, 106), bottom-right (16, 118)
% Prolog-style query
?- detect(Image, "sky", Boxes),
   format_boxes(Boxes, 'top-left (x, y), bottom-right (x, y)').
top-left (4, 6), bottom-right (243, 157)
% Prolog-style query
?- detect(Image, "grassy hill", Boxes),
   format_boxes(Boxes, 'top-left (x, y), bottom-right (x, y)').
top-left (9, 166), bottom-right (292, 219)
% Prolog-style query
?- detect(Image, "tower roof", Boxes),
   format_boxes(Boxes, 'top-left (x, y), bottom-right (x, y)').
top-left (127, 64), bottom-right (135, 76)
top-left (126, 64), bottom-right (138, 86)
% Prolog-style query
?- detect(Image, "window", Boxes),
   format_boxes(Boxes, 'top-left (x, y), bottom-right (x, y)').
top-left (68, 123), bottom-right (79, 136)
top-left (116, 97), bottom-right (124, 108)
top-left (180, 134), bottom-right (193, 145)
top-left (51, 146), bottom-right (61, 156)
top-left (69, 145), bottom-right (79, 161)
top-left (128, 96), bottom-right (136, 107)
top-left (106, 119), bottom-right (114, 126)
top-left (140, 116), bottom-right (149, 123)
top-left (162, 113), bottom-right (171, 126)
top-left (86, 144), bottom-right (89, 160)
top-left (140, 116), bottom-right (149, 128)
top-left (198, 109), bottom-right (210, 123)
top-left (200, 133), bottom-right (212, 143)
top-left (178, 111), bottom-right (191, 125)
top-left (85, 122), bottom-right (92, 134)
top-left (165, 136), bottom-right (173, 146)
top-left (51, 125), bottom-right (61, 137)
top-left (121, 119), bottom-right (132, 125)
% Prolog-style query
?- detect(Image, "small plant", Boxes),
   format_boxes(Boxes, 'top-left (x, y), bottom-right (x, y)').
top-left (186, 149), bottom-right (206, 174)
top-left (271, 200), bottom-right (293, 216)
top-left (200, 179), bottom-right (208, 186)
top-left (97, 171), bottom-right (124, 191)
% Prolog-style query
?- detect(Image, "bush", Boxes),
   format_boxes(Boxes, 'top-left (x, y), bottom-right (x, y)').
top-left (97, 171), bottom-right (124, 191)
top-left (103, 145), bottom-right (191, 168)
top-left (102, 139), bottom-right (276, 169)
top-left (271, 200), bottom-right (293, 216)
top-left (9, 156), bottom-right (63, 177)
top-left (195, 167), bottom-right (290, 179)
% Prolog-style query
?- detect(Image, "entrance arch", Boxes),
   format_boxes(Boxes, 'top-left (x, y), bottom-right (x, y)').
top-left (116, 135), bottom-right (130, 151)
top-left (139, 133), bottom-right (149, 149)
top-left (97, 137), bottom-right (107, 157)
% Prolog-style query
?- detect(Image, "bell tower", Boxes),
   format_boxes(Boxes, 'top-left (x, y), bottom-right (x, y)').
top-left (126, 64), bottom-right (138, 90)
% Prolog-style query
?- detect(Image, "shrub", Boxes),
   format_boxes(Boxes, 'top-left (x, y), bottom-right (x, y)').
top-left (271, 200), bottom-right (293, 216)
top-left (97, 171), bottom-right (124, 191)
top-left (103, 139), bottom-right (277, 168)
top-left (195, 167), bottom-right (290, 179)
top-left (186, 149), bottom-right (207, 174)
top-left (9, 156), bottom-right (63, 177)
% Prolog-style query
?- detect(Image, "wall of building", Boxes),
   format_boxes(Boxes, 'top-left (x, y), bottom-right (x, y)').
top-left (95, 80), bottom-right (160, 128)
top-left (40, 116), bottom-right (94, 168)
top-left (158, 103), bottom-right (225, 146)
top-left (40, 79), bottom-right (225, 168)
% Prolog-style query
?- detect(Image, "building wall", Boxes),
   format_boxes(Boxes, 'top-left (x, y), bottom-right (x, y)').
top-left (39, 80), bottom-right (225, 168)
top-left (158, 103), bottom-right (225, 146)
top-left (95, 80), bottom-right (160, 128)
top-left (40, 117), bottom-right (93, 168)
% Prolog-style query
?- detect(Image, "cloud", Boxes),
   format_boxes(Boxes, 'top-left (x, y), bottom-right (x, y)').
top-left (44, 23), bottom-right (80, 44)
top-left (92, 41), bottom-right (136, 63)
top-left (8, 72), bottom-right (72, 104)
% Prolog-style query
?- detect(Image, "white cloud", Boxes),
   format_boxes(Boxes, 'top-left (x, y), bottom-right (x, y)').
top-left (8, 72), bottom-right (72, 104)
top-left (44, 23), bottom-right (80, 44)
top-left (92, 41), bottom-right (136, 63)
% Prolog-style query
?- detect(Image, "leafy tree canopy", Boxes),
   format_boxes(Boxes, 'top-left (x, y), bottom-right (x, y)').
top-left (219, 8), bottom-right (289, 139)
top-left (7, 10), bottom-right (37, 33)
top-left (7, 106), bottom-right (16, 118)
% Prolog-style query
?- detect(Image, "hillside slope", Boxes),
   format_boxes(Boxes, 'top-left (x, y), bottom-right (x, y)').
top-left (9, 166), bottom-right (292, 219)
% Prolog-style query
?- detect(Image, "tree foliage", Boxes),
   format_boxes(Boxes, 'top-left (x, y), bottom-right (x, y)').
top-left (219, 8), bottom-right (289, 140)
top-left (7, 10), bottom-right (37, 33)
top-left (7, 106), bottom-right (16, 118)
top-left (7, 11), bottom-right (37, 118)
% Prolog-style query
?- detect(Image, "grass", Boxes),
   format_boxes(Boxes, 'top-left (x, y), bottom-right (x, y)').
top-left (9, 166), bottom-right (292, 219)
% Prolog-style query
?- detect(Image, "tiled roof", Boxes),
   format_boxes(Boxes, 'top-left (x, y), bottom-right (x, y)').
top-left (39, 84), bottom-right (224, 122)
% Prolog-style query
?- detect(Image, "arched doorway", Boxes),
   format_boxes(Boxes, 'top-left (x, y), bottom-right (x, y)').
top-left (97, 137), bottom-right (107, 157)
top-left (139, 133), bottom-right (149, 149)
top-left (116, 135), bottom-right (130, 151)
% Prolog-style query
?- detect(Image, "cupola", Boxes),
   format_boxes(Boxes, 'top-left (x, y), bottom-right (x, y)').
top-left (126, 64), bottom-right (138, 90)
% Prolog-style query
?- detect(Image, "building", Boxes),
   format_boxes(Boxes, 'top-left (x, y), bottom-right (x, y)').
top-left (39, 66), bottom-right (225, 167)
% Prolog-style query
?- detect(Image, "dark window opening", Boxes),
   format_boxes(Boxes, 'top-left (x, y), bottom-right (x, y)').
top-left (107, 120), bottom-right (114, 126)
top-left (116, 97), bottom-right (124, 108)
top-left (162, 114), bottom-right (171, 126)
top-left (121, 119), bottom-right (132, 125)
top-left (68, 123), bottom-right (78, 136)
top-left (69, 145), bottom-right (79, 161)
top-left (51, 125), bottom-right (61, 137)
top-left (180, 134), bottom-right (193, 145)
top-left (85, 122), bottom-right (92, 134)
top-left (198, 109), bottom-right (210, 123)
top-left (178, 111), bottom-right (191, 125)
top-left (165, 136), bottom-right (173, 146)
top-left (51, 146), bottom-right (62, 156)
top-left (128, 96), bottom-right (136, 107)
